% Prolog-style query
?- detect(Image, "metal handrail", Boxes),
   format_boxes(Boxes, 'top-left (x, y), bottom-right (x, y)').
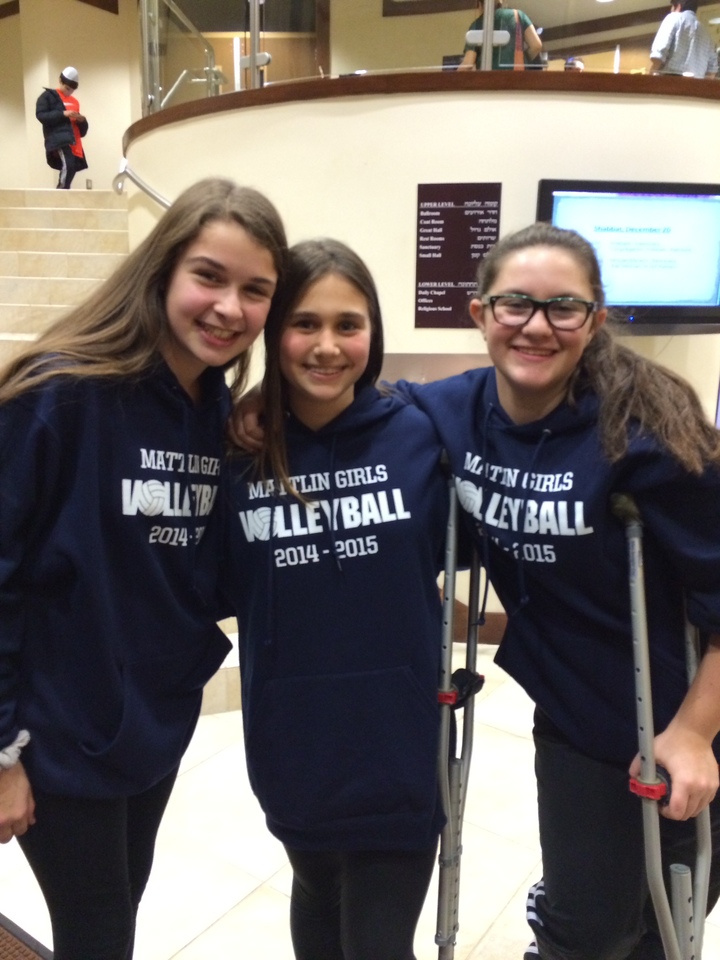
top-left (112, 159), bottom-right (170, 209)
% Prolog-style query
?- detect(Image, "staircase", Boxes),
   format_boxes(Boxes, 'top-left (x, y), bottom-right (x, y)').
top-left (0, 187), bottom-right (241, 715)
top-left (0, 188), bottom-right (129, 363)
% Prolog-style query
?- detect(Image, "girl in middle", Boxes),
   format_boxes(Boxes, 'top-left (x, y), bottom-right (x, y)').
top-left (224, 238), bottom-right (449, 960)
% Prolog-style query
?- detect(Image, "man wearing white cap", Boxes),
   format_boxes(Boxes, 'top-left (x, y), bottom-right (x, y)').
top-left (36, 67), bottom-right (89, 189)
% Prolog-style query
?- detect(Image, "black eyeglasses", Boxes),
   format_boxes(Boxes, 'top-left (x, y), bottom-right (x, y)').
top-left (481, 294), bottom-right (597, 331)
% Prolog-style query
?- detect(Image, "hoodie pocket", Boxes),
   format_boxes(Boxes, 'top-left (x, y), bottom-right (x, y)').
top-left (78, 631), bottom-right (231, 785)
top-left (245, 665), bottom-right (439, 831)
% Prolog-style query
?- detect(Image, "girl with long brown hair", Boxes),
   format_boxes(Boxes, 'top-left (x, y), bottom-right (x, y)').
top-left (0, 177), bottom-right (286, 959)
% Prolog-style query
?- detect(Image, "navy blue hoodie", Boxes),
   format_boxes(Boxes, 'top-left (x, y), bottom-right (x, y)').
top-left (225, 386), bottom-right (448, 851)
top-left (402, 368), bottom-right (720, 765)
top-left (0, 361), bottom-right (232, 796)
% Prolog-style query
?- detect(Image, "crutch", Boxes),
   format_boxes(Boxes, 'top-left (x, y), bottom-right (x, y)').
top-left (436, 476), bottom-right (485, 959)
top-left (612, 493), bottom-right (712, 960)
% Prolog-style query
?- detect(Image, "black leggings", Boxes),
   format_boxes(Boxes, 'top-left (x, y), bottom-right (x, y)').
top-left (285, 844), bottom-right (438, 960)
top-left (18, 769), bottom-right (178, 960)
top-left (529, 724), bottom-right (720, 960)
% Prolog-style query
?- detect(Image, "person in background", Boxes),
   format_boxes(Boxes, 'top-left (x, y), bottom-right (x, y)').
top-left (650, 1), bottom-right (718, 77)
top-left (35, 66), bottom-right (89, 190)
top-left (564, 56), bottom-right (585, 72)
top-left (224, 239), bottom-right (448, 960)
top-left (459, 0), bottom-right (542, 71)
top-left (0, 177), bottom-right (286, 960)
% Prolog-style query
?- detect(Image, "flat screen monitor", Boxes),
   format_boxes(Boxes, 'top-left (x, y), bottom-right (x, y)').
top-left (536, 179), bottom-right (720, 333)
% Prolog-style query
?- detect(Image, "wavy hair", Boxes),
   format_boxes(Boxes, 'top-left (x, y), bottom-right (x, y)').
top-left (476, 222), bottom-right (720, 473)
top-left (0, 178), bottom-right (287, 405)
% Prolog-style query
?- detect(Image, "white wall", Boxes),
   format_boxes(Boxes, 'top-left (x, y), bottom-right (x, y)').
top-left (330, 0), bottom-right (473, 74)
top-left (0, 12), bottom-right (27, 185)
top-left (124, 81), bottom-right (720, 420)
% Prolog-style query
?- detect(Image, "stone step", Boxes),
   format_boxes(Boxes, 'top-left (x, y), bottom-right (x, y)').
top-left (0, 188), bottom-right (128, 210)
top-left (0, 250), bottom-right (124, 279)
top-left (0, 275), bottom-right (100, 306)
top-left (0, 337), bottom-right (38, 368)
top-left (0, 227), bottom-right (128, 253)
top-left (0, 207), bottom-right (128, 231)
top-left (0, 304), bottom-right (68, 333)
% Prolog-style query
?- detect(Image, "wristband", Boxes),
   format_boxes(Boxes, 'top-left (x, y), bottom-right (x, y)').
top-left (0, 730), bottom-right (30, 770)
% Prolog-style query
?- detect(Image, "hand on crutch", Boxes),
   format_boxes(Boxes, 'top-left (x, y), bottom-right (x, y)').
top-left (612, 492), bottom-right (713, 960)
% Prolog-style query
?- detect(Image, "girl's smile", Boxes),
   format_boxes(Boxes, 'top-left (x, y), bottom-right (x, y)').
top-left (280, 273), bottom-right (372, 429)
top-left (470, 245), bottom-right (606, 424)
top-left (161, 220), bottom-right (277, 399)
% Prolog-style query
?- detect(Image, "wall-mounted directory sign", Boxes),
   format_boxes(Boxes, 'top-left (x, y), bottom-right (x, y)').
top-left (415, 182), bottom-right (501, 328)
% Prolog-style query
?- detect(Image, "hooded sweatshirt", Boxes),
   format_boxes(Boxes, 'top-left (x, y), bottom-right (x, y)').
top-left (401, 368), bottom-right (720, 765)
top-left (225, 386), bottom-right (448, 851)
top-left (0, 361), bottom-right (232, 797)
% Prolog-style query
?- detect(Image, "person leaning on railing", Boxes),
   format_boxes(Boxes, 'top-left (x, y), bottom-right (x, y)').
top-left (649, 0), bottom-right (718, 78)
top-left (458, 0), bottom-right (542, 71)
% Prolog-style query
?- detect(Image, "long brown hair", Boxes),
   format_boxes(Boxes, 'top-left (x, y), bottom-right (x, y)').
top-left (257, 238), bottom-right (384, 495)
top-left (0, 178), bottom-right (287, 405)
top-left (476, 222), bottom-right (720, 473)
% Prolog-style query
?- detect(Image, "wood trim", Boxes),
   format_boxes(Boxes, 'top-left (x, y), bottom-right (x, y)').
top-left (123, 69), bottom-right (720, 154)
top-left (0, 1), bottom-right (20, 19)
top-left (383, 0), bottom-right (473, 15)
top-left (453, 602), bottom-right (506, 645)
top-left (541, 5), bottom-right (696, 43)
top-left (77, 0), bottom-right (118, 12)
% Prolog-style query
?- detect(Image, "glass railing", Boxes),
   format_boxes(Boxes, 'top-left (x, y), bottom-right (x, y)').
top-left (139, 0), bottom-right (225, 116)
top-left (137, 0), bottom-right (720, 119)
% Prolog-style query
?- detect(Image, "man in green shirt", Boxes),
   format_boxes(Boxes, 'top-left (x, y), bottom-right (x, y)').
top-left (459, 0), bottom-right (542, 70)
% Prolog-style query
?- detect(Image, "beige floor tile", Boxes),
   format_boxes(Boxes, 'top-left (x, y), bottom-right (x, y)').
top-left (473, 672), bottom-right (536, 741)
top-left (178, 710), bottom-right (244, 773)
top-left (0, 839), bottom-right (51, 948)
top-left (135, 851), bottom-right (265, 960)
top-left (465, 865), bottom-right (538, 960)
top-left (169, 883), bottom-right (294, 960)
top-left (462, 723), bottom-right (539, 851)
top-left (415, 823), bottom-right (542, 960)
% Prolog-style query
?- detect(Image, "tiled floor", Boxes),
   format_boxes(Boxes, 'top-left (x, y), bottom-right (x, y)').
top-left (1, 645), bottom-right (719, 959)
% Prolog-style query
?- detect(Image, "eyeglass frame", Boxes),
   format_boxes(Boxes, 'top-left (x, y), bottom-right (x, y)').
top-left (480, 294), bottom-right (598, 331)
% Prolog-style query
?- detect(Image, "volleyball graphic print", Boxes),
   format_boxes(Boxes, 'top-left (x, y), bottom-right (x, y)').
top-left (135, 479), bottom-right (168, 517)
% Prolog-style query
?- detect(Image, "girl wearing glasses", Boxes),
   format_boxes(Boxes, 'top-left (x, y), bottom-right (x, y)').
top-left (400, 221), bottom-right (720, 960)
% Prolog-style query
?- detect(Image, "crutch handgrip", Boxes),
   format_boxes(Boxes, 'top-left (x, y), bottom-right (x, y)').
top-left (610, 492), bottom-right (642, 524)
top-left (437, 670), bottom-right (484, 707)
top-left (629, 765), bottom-right (670, 805)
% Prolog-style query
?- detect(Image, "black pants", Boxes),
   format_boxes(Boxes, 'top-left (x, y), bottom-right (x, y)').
top-left (285, 844), bottom-right (438, 960)
top-left (17, 768), bottom-right (178, 960)
top-left (56, 145), bottom-right (79, 189)
top-left (528, 723), bottom-right (720, 960)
